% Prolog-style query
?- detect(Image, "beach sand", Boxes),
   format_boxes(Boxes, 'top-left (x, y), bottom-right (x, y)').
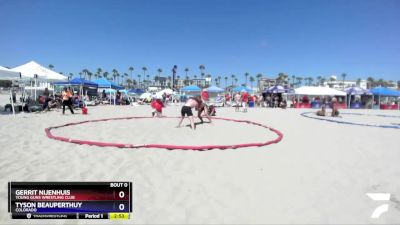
top-left (0, 96), bottom-right (399, 224)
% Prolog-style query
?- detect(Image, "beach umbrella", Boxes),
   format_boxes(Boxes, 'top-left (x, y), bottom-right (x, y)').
top-left (140, 93), bottom-right (152, 99)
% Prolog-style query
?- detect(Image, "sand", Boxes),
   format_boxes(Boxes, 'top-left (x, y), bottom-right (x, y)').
top-left (0, 95), bottom-right (400, 224)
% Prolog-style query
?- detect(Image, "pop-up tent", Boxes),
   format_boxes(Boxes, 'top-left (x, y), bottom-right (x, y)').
top-left (204, 85), bottom-right (224, 93)
top-left (233, 86), bottom-right (252, 93)
top-left (11, 61), bottom-right (67, 80)
top-left (180, 85), bottom-right (201, 92)
top-left (344, 87), bottom-right (372, 109)
top-left (263, 85), bottom-right (293, 94)
top-left (295, 86), bottom-right (346, 96)
top-left (293, 86), bottom-right (347, 108)
top-left (53, 78), bottom-right (98, 97)
top-left (94, 78), bottom-right (123, 90)
top-left (0, 66), bottom-right (22, 117)
top-left (11, 61), bottom-right (67, 100)
top-left (370, 87), bottom-right (400, 97)
top-left (370, 87), bottom-right (400, 110)
top-left (0, 66), bottom-right (21, 80)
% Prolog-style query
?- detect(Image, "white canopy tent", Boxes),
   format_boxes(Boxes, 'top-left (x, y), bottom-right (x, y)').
top-left (11, 61), bottom-right (67, 80)
top-left (294, 86), bottom-right (346, 96)
top-left (0, 66), bottom-right (21, 80)
top-left (0, 66), bottom-right (22, 117)
top-left (11, 61), bottom-right (67, 100)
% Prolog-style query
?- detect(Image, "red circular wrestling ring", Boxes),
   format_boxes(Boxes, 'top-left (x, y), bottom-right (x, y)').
top-left (45, 117), bottom-right (283, 151)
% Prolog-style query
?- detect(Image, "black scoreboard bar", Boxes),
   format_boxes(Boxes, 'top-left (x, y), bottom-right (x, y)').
top-left (8, 182), bottom-right (132, 220)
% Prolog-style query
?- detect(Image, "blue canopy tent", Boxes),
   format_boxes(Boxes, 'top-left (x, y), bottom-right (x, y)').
top-left (205, 85), bottom-right (224, 93)
top-left (232, 86), bottom-right (252, 93)
top-left (370, 87), bottom-right (400, 109)
top-left (180, 85), bottom-right (201, 92)
top-left (53, 78), bottom-right (98, 96)
top-left (94, 78), bottom-right (123, 90)
top-left (93, 78), bottom-right (123, 105)
top-left (129, 89), bottom-right (145, 95)
top-left (370, 87), bottom-right (400, 97)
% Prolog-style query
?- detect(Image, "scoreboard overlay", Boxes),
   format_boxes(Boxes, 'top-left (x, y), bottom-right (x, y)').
top-left (8, 182), bottom-right (132, 220)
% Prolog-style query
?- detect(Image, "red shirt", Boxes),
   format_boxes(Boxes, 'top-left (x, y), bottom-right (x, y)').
top-left (154, 99), bottom-right (164, 112)
top-left (201, 91), bottom-right (209, 101)
top-left (242, 92), bottom-right (249, 102)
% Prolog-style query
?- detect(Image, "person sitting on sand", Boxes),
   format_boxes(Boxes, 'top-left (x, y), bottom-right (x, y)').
top-left (316, 105), bottom-right (326, 116)
top-left (331, 97), bottom-right (340, 117)
top-left (176, 96), bottom-right (203, 130)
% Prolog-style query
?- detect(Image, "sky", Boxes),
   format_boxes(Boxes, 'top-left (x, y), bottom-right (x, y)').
top-left (0, 0), bottom-right (399, 84)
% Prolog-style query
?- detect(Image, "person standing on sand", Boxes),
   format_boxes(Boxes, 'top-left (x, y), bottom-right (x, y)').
top-left (234, 92), bottom-right (241, 112)
top-left (241, 91), bottom-right (249, 112)
top-left (176, 97), bottom-right (203, 130)
top-left (62, 87), bottom-right (74, 114)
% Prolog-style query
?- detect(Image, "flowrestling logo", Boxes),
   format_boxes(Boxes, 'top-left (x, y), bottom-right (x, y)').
top-left (366, 193), bottom-right (391, 219)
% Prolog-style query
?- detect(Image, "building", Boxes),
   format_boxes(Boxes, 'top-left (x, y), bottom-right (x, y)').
top-left (322, 75), bottom-right (367, 89)
top-left (258, 77), bottom-right (276, 91)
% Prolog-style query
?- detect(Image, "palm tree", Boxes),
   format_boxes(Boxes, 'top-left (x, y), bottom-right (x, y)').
top-left (112, 69), bottom-right (118, 82)
top-left (137, 74), bottom-right (141, 85)
top-left (249, 76), bottom-right (255, 88)
top-left (316, 76), bottom-right (322, 86)
top-left (87, 71), bottom-right (93, 81)
top-left (199, 65), bottom-right (205, 77)
top-left (184, 67), bottom-right (189, 77)
top-left (103, 72), bottom-right (109, 80)
top-left (129, 66), bottom-right (134, 81)
top-left (244, 72), bottom-right (249, 86)
top-left (341, 73), bottom-right (347, 89)
top-left (146, 74), bottom-right (150, 84)
top-left (48, 64), bottom-right (54, 70)
top-left (224, 76), bottom-right (228, 88)
top-left (157, 68), bottom-right (162, 77)
top-left (126, 78), bottom-right (133, 88)
top-left (142, 66), bottom-right (147, 82)
top-left (234, 78), bottom-right (238, 86)
top-left (68, 73), bottom-right (73, 80)
top-left (82, 69), bottom-right (89, 79)
top-left (296, 77), bottom-right (303, 87)
top-left (123, 73), bottom-right (128, 86)
top-left (96, 68), bottom-right (102, 80)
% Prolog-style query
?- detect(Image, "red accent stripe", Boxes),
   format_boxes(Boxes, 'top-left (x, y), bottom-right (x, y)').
top-left (45, 117), bottom-right (283, 150)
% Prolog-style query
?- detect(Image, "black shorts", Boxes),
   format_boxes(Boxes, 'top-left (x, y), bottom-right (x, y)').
top-left (181, 106), bottom-right (193, 117)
